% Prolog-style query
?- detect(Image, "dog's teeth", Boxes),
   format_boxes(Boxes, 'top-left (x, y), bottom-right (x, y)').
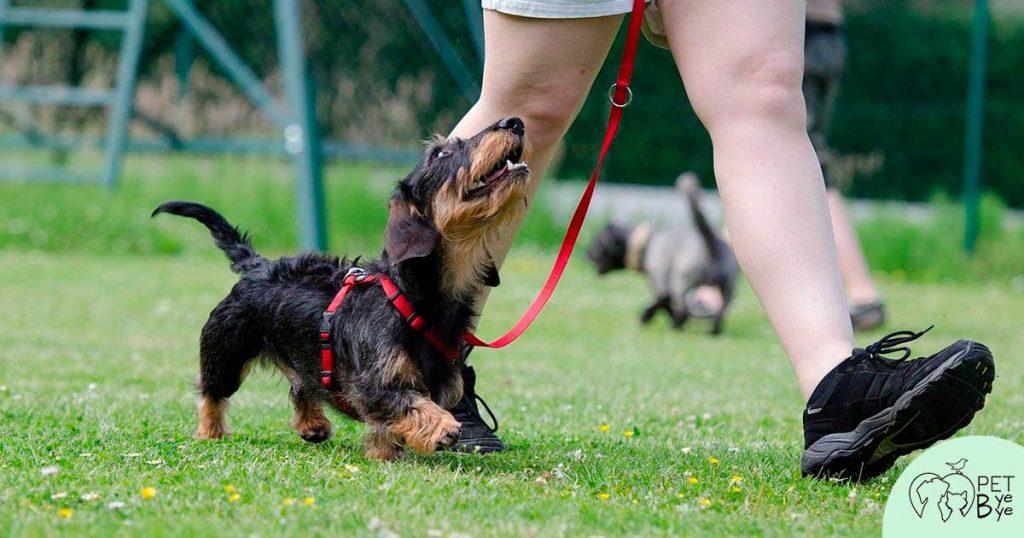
top-left (505, 159), bottom-right (514, 170)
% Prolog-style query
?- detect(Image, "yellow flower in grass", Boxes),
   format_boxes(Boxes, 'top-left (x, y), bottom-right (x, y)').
top-left (303, 497), bottom-right (316, 506)
top-left (344, 464), bottom-right (360, 474)
top-left (731, 486), bottom-right (743, 494)
top-left (597, 492), bottom-right (611, 501)
top-left (699, 498), bottom-right (712, 508)
top-left (622, 430), bottom-right (634, 439)
top-left (58, 508), bottom-right (73, 519)
top-left (283, 497), bottom-right (296, 507)
top-left (228, 493), bottom-right (241, 503)
top-left (687, 476), bottom-right (699, 486)
top-left (224, 484), bottom-right (236, 494)
top-left (140, 487), bottom-right (157, 500)
top-left (598, 424), bottom-right (610, 433)
top-left (708, 457), bottom-right (720, 465)
top-left (730, 475), bottom-right (743, 484)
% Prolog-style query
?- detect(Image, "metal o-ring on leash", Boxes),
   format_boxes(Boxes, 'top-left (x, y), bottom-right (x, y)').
top-left (608, 83), bottom-right (633, 108)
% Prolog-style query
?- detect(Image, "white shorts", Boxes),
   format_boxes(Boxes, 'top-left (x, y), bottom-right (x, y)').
top-left (481, 0), bottom-right (636, 19)
top-left (480, 0), bottom-right (669, 48)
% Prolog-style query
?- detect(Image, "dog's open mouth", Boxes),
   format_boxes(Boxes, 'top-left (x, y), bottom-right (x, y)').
top-left (466, 146), bottom-right (528, 200)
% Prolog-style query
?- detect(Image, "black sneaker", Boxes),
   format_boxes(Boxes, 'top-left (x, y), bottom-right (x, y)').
top-left (801, 327), bottom-right (994, 481)
top-left (850, 301), bottom-right (886, 332)
top-left (446, 364), bottom-right (505, 454)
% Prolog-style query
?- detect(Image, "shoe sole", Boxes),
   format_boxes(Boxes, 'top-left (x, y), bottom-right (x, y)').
top-left (801, 340), bottom-right (995, 481)
top-left (447, 436), bottom-right (505, 454)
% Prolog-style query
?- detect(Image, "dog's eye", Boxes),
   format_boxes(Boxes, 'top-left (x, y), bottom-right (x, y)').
top-left (433, 149), bottom-right (451, 161)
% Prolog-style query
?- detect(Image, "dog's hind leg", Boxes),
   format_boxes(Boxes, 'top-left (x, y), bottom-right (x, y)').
top-left (282, 367), bottom-right (333, 444)
top-left (669, 295), bottom-right (690, 330)
top-left (710, 280), bottom-right (736, 336)
top-left (640, 296), bottom-right (670, 324)
top-left (195, 300), bottom-right (261, 439)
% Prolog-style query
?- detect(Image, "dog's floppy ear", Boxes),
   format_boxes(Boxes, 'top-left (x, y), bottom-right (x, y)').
top-left (483, 251), bottom-right (501, 287)
top-left (385, 197), bottom-right (440, 264)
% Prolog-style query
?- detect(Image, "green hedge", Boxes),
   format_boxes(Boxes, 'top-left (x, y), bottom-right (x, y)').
top-left (560, 6), bottom-right (1024, 208)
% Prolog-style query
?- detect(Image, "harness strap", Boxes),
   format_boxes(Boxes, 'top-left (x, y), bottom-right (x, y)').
top-left (320, 271), bottom-right (378, 388)
top-left (378, 275), bottom-right (460, 362)
top-left (319, 270), bottom-right (458, 395)
top-left (463, 0), bottom-right (645, 349)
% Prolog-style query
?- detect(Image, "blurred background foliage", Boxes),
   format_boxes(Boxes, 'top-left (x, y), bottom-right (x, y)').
top-left (1, 157), bottom-right (1022, 284)
top-left (2, 1), bottom-right (1021, 205)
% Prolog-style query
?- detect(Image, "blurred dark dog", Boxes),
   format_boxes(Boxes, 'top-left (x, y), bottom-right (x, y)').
top-left (153, 117), bottom-right (530, 460)
top-left (587, 173), bottom-right (738, 334)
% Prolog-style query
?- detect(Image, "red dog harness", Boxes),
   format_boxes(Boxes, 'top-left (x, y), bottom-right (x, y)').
top-left (319, 268), bottom-right (459, 389)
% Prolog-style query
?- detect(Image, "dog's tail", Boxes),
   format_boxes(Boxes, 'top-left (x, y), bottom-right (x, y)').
top-left (676, 172), bottom-right (723, 262)
top-left (152, 201), bottom-right (265, 274)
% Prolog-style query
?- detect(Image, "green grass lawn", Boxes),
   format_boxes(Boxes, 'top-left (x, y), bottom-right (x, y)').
top-left (1, 246), bottom-right (1021, 537)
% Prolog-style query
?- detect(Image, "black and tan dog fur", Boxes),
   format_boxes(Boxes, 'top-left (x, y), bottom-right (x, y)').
top-left (153, 117), bottom-right (530, 460)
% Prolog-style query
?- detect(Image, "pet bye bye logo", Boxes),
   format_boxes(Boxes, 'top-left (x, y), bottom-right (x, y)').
top-left (884, 436), bottom-right (1024, 537)
top-left (908, 459), bottom-right (1014, 523)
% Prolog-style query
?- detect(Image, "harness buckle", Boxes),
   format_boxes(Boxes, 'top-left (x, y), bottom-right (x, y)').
top-left (345, 266), bottom-right (369, 283)
top-left (319, 312), bottom-right (333, 338)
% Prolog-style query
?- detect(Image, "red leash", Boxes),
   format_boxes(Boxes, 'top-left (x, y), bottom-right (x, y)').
top-left (463, 0), bottom-right (646, 350)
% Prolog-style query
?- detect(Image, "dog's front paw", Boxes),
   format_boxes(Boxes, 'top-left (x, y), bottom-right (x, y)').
top-left (365, 426), bottom-right (405, 461)
top-left (392, 400), bottom-right (462, 454)
top-left (365, 443), bottom-right (405, 461)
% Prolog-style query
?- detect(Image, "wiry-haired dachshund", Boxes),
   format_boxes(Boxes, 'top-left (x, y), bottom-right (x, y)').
top-left (153, 117), bottom-right (529, 460)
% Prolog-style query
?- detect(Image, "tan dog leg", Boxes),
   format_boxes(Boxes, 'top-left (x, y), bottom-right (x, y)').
top-left (195, 396), bottom-right (229, 439)
top-left (364, 422), bottom-right (405, 461)
top-left (290, 398), bottom-right (333, 444)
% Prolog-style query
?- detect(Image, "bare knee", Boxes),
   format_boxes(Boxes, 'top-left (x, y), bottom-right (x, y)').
top-left (690, 49), bottom-right (806, 134)
top-left (477, 78), bottom-right (587, 147)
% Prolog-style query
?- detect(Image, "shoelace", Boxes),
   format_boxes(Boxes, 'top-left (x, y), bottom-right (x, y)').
top-left (473, 394), bottom-right (499, 433)
top-left (853, 325), bottom-right (934, 363)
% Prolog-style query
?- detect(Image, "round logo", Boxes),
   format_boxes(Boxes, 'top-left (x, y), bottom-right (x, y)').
top-left (884, 436), bottom-right (1024, 537)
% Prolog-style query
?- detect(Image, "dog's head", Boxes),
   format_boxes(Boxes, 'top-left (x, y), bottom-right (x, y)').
top-left (384, 117), bottom-right (530, 292)
top-left (586, 222), bottom-right (632, 275)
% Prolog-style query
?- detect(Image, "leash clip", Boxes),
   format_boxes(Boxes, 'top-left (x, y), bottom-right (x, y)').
top-left (608, 82), bottom-right (633, 108)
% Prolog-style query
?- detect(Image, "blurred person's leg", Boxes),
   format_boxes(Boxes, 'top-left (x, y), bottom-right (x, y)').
top-left (659, 0), bottom-right (853, 398)
top-left (827, 190), bottom-right (880, 306)
top-left (804, 19), bottom-right (884, 329)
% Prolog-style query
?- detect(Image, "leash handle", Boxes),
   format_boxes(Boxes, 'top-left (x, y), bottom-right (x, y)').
top-left (464, 0), bottom-right (646, 350)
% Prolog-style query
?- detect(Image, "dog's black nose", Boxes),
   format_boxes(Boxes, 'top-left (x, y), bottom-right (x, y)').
top-left (497, 116), bottom-right (525, 135)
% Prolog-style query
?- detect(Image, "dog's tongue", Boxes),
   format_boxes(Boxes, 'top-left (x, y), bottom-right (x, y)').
top-left (487, 160), bottom-right (528, 183)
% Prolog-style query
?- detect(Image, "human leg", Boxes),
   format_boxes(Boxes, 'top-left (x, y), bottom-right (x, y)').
top-left (659, 0), bottom-right (993, 480)
top-left (450, 11), bottom-right (623, 275)
top-left (445, 10), bottom-right (623, 451)
top-left (659, 0), bottom-right (852, 399)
